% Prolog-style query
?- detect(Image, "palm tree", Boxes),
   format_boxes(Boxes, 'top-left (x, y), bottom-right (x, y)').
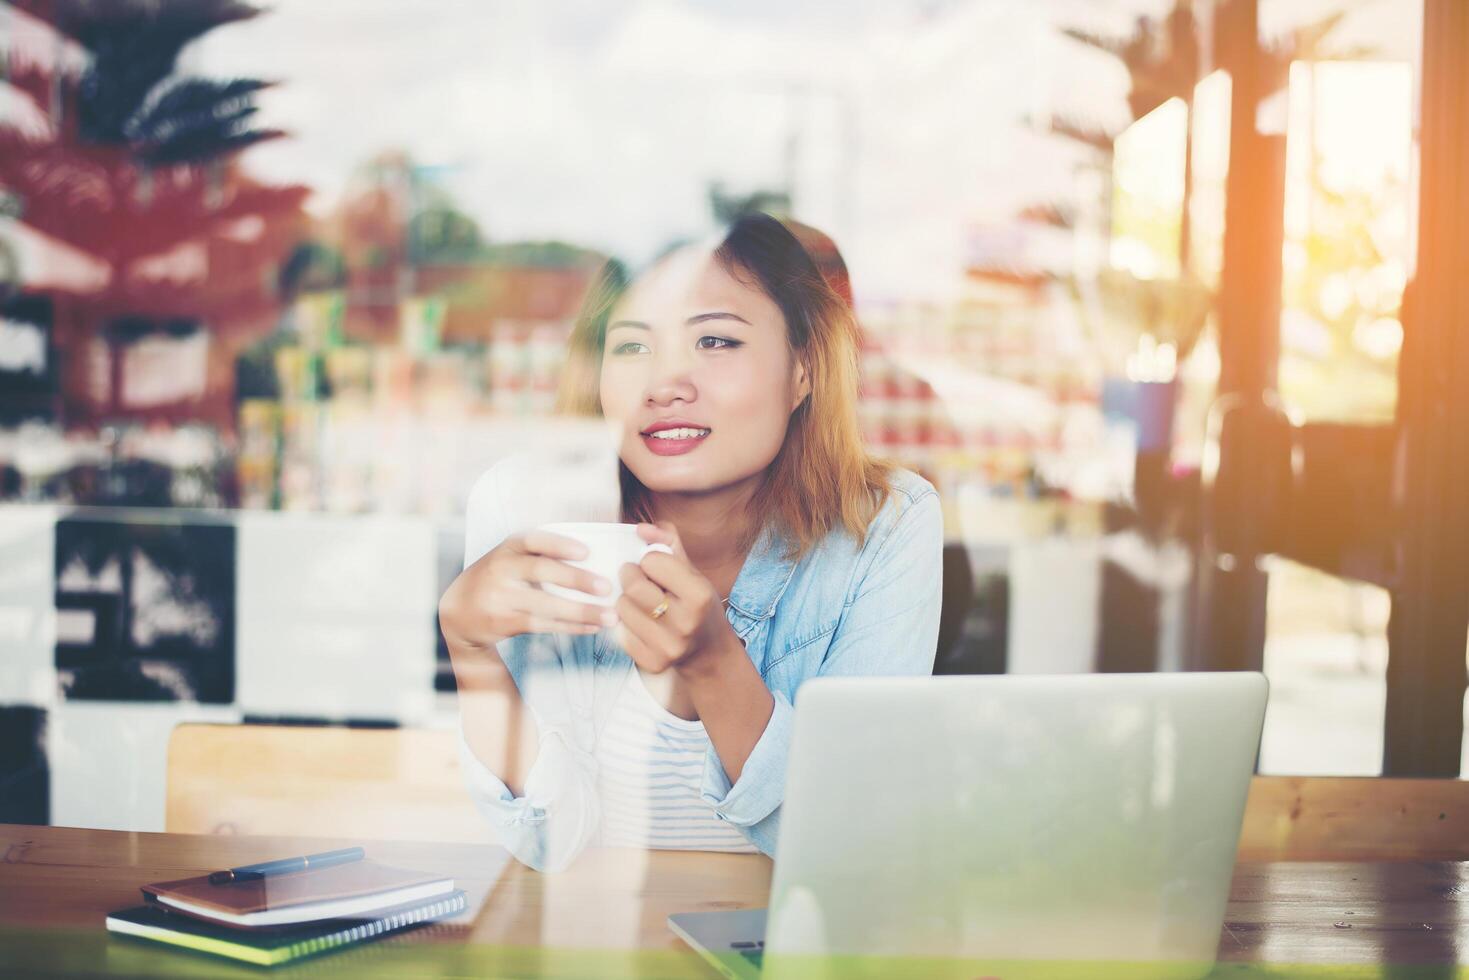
top-left (0, 0), bottom-right (308, 426)
top-left (31, 0), bottom-right (282, 160)
top-left (1062, 4), bottom-right (1199, 124)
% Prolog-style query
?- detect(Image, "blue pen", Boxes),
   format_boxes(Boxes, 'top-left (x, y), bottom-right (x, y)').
top-left (208, 846), bottom-right (365, 885)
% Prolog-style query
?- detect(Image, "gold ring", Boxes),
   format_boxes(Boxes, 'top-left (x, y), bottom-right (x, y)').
top-left (650, 599), bottom-right (670, 620)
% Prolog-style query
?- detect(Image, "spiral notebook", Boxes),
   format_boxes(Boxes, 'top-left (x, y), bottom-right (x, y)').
top-left (106, 890), bottom-right (468, 967)
top-left (139, 858), bottom-right (455, 928)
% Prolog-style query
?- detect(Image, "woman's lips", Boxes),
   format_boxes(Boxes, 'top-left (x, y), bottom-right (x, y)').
top-left (640, 430), bottom-right (711, 456)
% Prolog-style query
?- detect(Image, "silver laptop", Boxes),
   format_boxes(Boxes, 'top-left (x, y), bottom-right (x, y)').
top-left (669, 672), bottom-right (1268, 980)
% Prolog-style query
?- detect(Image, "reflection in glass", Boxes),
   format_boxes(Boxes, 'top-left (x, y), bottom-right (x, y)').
top-left (1279, 60), bottom-right (1412, 424)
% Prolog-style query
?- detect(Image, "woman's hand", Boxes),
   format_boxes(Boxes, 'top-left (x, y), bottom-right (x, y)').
top-left (614, 521), bottom-right (738, 675)
top-left (438, 530), bottom-right (617, 653)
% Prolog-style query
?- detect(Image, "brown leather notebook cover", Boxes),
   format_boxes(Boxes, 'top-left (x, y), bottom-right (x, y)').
top-left (141, 860), bottom-right (451, 916)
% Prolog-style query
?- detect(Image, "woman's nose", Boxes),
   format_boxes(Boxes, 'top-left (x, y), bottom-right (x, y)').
top-left (644, 348), bottom-right (696, 405)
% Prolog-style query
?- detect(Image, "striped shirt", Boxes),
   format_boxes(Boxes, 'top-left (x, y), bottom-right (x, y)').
top-left (594, 669), bottom-right (759, 852)
top-left (458, 456), bottom-right (942, 870)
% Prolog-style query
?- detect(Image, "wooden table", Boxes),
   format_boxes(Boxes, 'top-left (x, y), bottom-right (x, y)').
top-left (2, 824), bottom-right (1467, 977)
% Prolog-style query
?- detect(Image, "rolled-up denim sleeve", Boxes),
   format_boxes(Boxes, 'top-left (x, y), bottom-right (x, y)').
top-left (699, 489), bottom-right (944, 855)
top-left (456, 631), bottom-right (602, 872)
top-left (698, 689), bottom-right (794, 854)
top-left (458, 720), bottom-right (600, 873)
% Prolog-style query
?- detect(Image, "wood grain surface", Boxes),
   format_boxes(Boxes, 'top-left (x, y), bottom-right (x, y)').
top-left (2, 824), bottom-right (1467, 977)
top-left (1239, 777), bottom-right (1469, 862)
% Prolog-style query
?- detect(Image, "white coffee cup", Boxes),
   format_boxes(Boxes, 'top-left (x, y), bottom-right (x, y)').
top-left (538, 522), bottom-right (674, 608)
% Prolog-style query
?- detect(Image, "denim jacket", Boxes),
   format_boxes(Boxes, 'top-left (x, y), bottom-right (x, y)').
top-left (457, 458), bottom-right (943, 871)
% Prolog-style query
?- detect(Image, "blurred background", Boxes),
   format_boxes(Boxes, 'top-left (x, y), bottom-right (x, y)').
top-left (2, 0), bottom-right (1464, 836)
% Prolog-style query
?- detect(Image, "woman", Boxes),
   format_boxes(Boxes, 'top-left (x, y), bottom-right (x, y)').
top-left (439, 214), bottom-right (942, 871)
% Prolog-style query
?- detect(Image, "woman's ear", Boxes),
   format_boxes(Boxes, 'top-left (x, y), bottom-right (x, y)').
top-left (791, 358), bottom-right (812, 412)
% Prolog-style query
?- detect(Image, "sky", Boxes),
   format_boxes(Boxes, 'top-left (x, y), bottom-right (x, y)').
top-left (188, 0), bottom-right (1158, 302)
top-left (6, 0), bottom-right (1420, 305)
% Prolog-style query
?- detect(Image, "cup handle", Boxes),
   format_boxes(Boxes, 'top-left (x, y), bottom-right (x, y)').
top-left (639, 543), bottom-right (674, 558)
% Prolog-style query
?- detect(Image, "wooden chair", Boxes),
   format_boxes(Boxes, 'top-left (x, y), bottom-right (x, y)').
top-left (165, 723), bottom-right (489, 843)
top-left (1239, 775), bottom-right (1469, 861)
top-left (168, 725), bottom-right (1469, 859)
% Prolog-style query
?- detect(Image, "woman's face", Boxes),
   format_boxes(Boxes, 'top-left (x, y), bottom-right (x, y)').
top-left (599, 247), bottom-right (810, 497)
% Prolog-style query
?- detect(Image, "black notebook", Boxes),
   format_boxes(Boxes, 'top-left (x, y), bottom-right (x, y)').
top-left (106, 890), bottom-right (468, 967)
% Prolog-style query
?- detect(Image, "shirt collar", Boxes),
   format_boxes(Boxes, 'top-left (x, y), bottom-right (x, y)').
top-left (726, 521), bottom-right (799, 622)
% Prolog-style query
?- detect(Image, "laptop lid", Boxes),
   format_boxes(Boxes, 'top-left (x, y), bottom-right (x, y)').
top-left (762, 672), bottom-right (1267, 980)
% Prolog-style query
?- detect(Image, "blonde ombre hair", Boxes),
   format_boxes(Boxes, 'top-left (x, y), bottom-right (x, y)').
top-left (555, 213), bottom-right (894, 562)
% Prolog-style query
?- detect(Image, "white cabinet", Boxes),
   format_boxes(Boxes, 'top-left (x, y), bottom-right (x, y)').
top-left (235, 511), bottom-right (440, 723)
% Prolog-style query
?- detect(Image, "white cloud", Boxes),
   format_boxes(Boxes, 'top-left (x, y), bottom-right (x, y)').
top-left (190, 0), bottom-right (1170, 300)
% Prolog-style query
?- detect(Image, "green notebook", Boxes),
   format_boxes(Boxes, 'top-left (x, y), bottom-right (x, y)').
top-left (106, 890), bottom-right (467, 967)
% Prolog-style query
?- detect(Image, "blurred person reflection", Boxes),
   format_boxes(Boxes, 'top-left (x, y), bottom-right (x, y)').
top-left (439, 214), bottom-right (943, 871)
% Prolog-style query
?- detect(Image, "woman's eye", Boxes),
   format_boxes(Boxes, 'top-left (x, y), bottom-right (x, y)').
top-left (697, 336), bottom-right (741, 351)
top-left (611, 341), bottom-right (649, 355)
